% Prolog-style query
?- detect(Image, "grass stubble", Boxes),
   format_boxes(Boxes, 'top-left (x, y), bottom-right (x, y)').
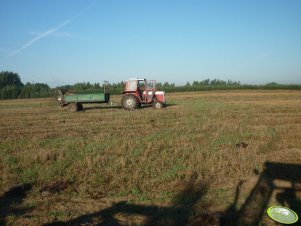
top-left (0, 90), bottom-right (300, 225)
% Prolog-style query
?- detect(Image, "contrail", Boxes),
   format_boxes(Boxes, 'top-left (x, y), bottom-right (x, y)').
top-left (240, 50), bottom-right (273, 67)
top-left (255, 50), bottom-right (273, 59)
top-left (8, 19), bottom-right (73, 57)
top-left (8, 1), bottom-right (95, 57)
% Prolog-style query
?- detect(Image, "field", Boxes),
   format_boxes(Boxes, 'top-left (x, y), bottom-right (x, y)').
top-left (1, 90), bottom-right (301, 225)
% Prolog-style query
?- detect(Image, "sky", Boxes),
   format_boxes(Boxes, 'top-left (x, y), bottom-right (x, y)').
top-left (0, 0), bottom-right (301, 87)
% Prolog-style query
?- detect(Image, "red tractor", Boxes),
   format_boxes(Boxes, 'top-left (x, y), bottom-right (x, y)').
top-left (121, 78), bottom-right (166, 110)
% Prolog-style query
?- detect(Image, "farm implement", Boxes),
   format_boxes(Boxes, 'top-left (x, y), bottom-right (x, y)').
top-left (57, 89), bottom-right (110, 112)
top-left (57, 78), bottom-right (166, 111)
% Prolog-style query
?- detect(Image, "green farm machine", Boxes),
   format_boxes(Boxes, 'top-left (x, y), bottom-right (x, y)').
top-left (57, 89), bottom-right (110, 112)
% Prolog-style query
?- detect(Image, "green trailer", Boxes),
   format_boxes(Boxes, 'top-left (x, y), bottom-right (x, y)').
top-left (57, 89), bottom-right (110, 112)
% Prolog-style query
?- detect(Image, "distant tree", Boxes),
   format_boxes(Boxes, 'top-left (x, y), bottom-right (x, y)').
top-left (0, 71), bottom-right (23, 89)
top-left (227, 79), bottom-right (241, 86)
top-left (1, 85), bottom-right (21, 99)
top-left (19, 86), bottom-right (31, 99)
top-left (156, 82), bottom-right (163, 90)
top-left (19, 82), bottom-right (51, 99)
top-left (266, 82), bottom-right (278, 86)
top-left (203, 79), bottom-right (210, 85)
top-left (210, 79), bottom-right (226, 86)
top-left (192, 81), bottom-right (199, 86)
top-left (93, 83), bottom-right (101, 89)
top-left (163, 82), bottom-right (170, 87)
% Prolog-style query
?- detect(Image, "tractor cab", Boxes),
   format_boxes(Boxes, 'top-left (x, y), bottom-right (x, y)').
top-left (122, 78), bottom-right (165, 110)
top-left (141, 79), bottom-right (157, 103)
top-left (124, 78), bottom-right (156, 103)
top-left (124, 78), bottom-right (144, 92)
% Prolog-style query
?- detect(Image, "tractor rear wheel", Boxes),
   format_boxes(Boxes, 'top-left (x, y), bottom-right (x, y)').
top-left (122, 95), bottom-right (138, 110)
top-left (153, 101), bottom-right (163, 109)
top-left (69, 103), bottom-right (78, 112)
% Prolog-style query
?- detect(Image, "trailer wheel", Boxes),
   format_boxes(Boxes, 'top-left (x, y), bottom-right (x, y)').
top-left (153, 101), bottom-right (163, 109)
top-left (121, 95), bottom-right (138, 110)
top-left (77, 103), bottom-right (83, 111)
top-left (69, 103), bottom-right (78, 112)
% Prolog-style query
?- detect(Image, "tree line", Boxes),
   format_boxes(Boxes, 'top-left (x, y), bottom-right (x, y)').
top-left (0, 71), bottom-right (52, 99)
top-left (59, 79), bottom-right (301, 95)
top-left (1, 71), bottom-right (300, 100)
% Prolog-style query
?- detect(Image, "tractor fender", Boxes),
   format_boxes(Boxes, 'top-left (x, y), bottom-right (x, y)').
top-left (155, 91), bottom-right (165, 103)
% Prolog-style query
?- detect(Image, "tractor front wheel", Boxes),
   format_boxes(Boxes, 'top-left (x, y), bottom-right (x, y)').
top-left (153, 101), bottom-right (163, 109)
top-left (122, 95), bottom-right (138, 110)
